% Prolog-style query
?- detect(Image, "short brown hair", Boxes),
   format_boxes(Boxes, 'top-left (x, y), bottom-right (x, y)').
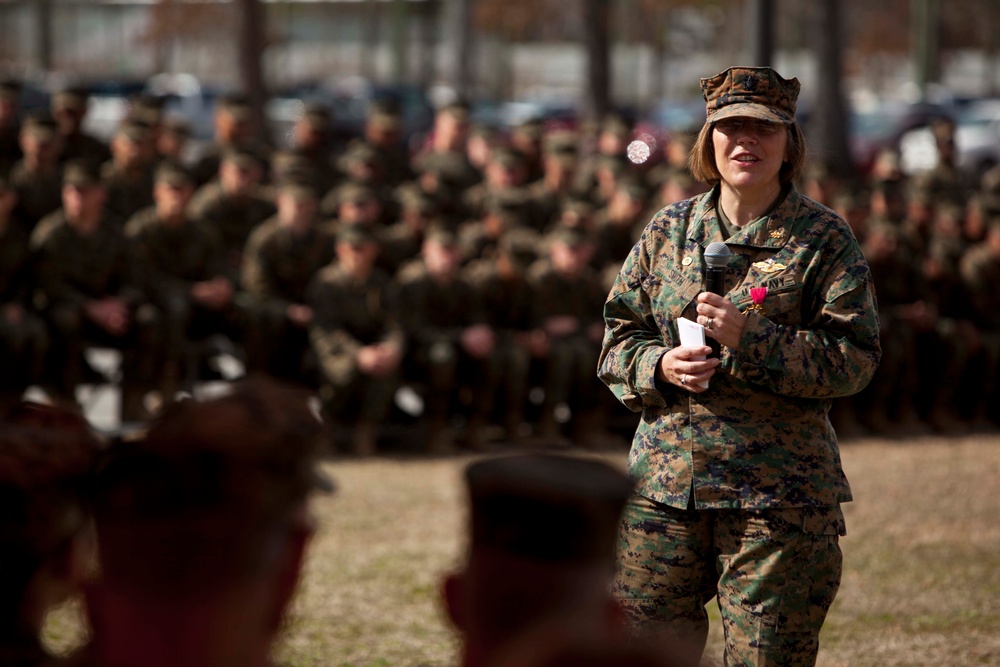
top-left (688, 121), bottom-right (807, 187)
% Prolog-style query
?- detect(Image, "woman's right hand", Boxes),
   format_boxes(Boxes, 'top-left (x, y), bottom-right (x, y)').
top-left (656, 345), bottom-right (719, 392)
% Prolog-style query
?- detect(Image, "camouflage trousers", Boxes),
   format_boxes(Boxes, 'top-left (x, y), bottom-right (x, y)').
top-left (614, 493), bottom-right (845, 667)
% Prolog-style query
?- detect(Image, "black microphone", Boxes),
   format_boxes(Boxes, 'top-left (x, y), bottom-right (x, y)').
top-left (703, 242), bottom-right (732, 357)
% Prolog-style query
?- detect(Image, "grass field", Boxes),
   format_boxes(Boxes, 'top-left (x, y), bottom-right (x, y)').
top-left (44, 434), bottom-right (1000, 666)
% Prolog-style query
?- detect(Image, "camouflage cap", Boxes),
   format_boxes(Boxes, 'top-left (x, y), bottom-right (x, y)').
top-left (490, 147), bottom-right (525, 170)
top-left (216, 92), bottom-right (252, 119)
top-left (337, 181), bottom-right (378, 206)
top-left (161, 116), bottom-right (191, 137)
top-left (399, 187), bottom-right (437, 215)
top-left (277, 173), bottom-right (321, 201)
top-left (130, 94), bottom-right (165, 125)
top-left (367, 107), bottom-right (400, 131)
top-left (600, 112), bottom-right (631, 139)
top-left (115, 118), bottom-right (151, 143)
top-left (0, 78), bottom-right (22, 102)
top-left (222, 143), bottom-right (267, 170)
top-left (465, 453), bottom-right (632, 563)
top-left (22, 113), bottom-right (58, 141)
top-left (425, 220), bottom-right (460, 247)
top-left (52, 86), bottom-right (89, 112)
top-left (63, 159), bottom-right (103, 188)
top-left (701, 66), bottom-right (800, 124)
top-left (337, 222), bottom-right (379, 247)
top-left (513, 119), bottom-right (543, 141)
top-left (154, 160), bottom-right (195, 188)
top-left (342, 141), bottom-right (381, 167)
top-left (543, 130), bottom-right (578, 158)
top-left (300, 102), bottom-right (332, 130)
top-left (498, 227), bottom-right (541, 269)
top-left (547, 224), bottom-right (591, 250)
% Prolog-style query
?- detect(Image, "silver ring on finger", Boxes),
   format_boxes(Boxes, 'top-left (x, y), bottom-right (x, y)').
top-left (681, 374), bottom-right (687, 385)
top-left (706, 318), bottom-right (715, 331)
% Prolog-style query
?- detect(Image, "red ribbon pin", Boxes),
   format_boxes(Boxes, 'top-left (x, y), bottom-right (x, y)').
top-left (747, 286), bottom-right (768, 314)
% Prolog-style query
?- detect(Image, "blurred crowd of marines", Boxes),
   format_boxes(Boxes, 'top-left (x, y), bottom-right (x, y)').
top-left (1, 78), bottom-right (999, 452)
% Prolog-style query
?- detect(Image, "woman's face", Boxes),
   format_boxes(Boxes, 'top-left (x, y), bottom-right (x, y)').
top-left (712, 117), bottom-right (788, 197)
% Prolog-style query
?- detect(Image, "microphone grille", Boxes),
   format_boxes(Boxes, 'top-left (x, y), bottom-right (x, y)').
top-left (704, 242), bottom-right (732, 269)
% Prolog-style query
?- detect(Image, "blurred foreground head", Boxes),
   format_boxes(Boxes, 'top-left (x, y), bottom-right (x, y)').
top-left (85, 377), bottom-right (331, 667)
top-left (0, 402), bottom-right (100, 665)
top-left (443, 453), bottom-right (633, 667)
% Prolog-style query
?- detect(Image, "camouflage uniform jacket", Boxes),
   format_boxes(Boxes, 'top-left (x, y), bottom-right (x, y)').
top-left (188, 182), bottom-right (277, 273)
top-left (598, 185), bottom-right (881, 510)
top-left (30, 212), bottom-right (143, 310)
top-left (240, 218), bottom-right (334, 315)
top-left (124, 207), bottom-right (226, 309)
top-left (308, 264), bottom-right (404, 386)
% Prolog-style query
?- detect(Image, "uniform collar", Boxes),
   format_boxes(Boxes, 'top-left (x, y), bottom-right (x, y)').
top-left (688, 183), bottom-right (801, 250)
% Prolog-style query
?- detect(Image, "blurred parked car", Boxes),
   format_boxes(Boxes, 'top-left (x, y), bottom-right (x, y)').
top-left (900, 97), bottom-right (1000, 180)
top-left (848, 100), bottom-right (955, 175)
top-left (78, 78), bottom-right (147, 143)
top-left (267, 77), bottom-right (434, 152)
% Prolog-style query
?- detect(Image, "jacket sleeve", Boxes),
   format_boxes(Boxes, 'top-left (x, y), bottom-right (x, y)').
top-left (597, 230), bottom-right (674, 413)
top-left (733, 238), bottom-right (882, 399)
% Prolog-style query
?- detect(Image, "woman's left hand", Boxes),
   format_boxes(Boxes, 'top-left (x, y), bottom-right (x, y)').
top-left (696, 291), bottom-right (747, 350)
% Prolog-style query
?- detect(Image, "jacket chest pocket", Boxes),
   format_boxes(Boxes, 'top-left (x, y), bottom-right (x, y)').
top-left (731, 276), bottom-right (804, 325)
top-left (641, 268), bottom-right (701, 346)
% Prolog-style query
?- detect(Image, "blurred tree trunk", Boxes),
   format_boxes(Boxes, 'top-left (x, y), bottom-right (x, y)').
top-left (583, 0), bottom-right (611, 122)
top-left (35, 0), bottom-right (53, 72)
top-left (449, 0), bottom-right (475, 101)
top-left (390, 0), bottom-right (409, 85)
top-left (809, 0), bottom-right (853, 180)
top-left (236, 0), bottom-right (268, 142)
top-left (912, 0), bottom-right (942, 99)
top-left (747, 0), bottom-right (774, 67)
top-left (363, 0), bottom-right (379, 82)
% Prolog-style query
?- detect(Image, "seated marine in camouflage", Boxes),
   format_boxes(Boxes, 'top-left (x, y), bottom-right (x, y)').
top-left (240, 177), bottom-right (334, 383)
top-left (309, 224), bottom-right (404, 455)
top-left (32, 160), bottom-right (158, 420)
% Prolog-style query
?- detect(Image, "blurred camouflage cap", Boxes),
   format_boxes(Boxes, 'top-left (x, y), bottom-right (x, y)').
top-left (701, 66), bottom-right (800, 124)
top-left (0, 78), bottom-right (23, 102)
top-left (465, 453), bottom-right (632, 563)
top-left (337, 181), bottom-right (378, 206)
top-left (367, 106), bottom-right (400, 131)
top-left (600, 112), bottom-right (631, 139)
top-left (337, 222), bottom-right (379, 247)
top-left (300, 102), bottom-right (332, 130)
top-left (130, 94), bottom-right (165, 125)
top-left (22, 113), bottom-right (58, 141)
top-left (63, 159), bottom-right (103, 188)
top-left (52, 86), bottom-right (90, 112)
top-left (116, 118), bottom-right (151, 143)
top-left (155, 160), bottom-right (195, 187)
top-left (548, 224), bottom-right (591, 249)
top-left (342, 141), bottom-right (381, 166)
top-left (513, 119), bottom-right (543, 141)
top-left (543, 130), bottom-right (578, 158)
top-left (498, 227), bottom-right (541, 269)
top-left (399, 187), bottom-right (437, 214)
top-left (490, 147), bottom-right (525, 170)
top-left (425, 220), bottom-right (459, 247)
top-left (161, 115), bottom-right (191, 137)
top-left (222, 142), bottom-right (267, 170)
top-left (278, 172), bottom-right (321, 201)
top-left (216, 92), bottom-right (252, 119)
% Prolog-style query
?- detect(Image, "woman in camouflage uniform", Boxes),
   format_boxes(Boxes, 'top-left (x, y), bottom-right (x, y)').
top-left (598, 67), bottom-right (881, 666)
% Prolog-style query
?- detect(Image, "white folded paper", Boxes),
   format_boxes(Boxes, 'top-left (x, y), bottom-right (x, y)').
top-left (677, 317), bottom-right (710, 389)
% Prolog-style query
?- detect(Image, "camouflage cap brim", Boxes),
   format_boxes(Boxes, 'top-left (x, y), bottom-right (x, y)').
top-left (708, 102), bottom-right (795, 125)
